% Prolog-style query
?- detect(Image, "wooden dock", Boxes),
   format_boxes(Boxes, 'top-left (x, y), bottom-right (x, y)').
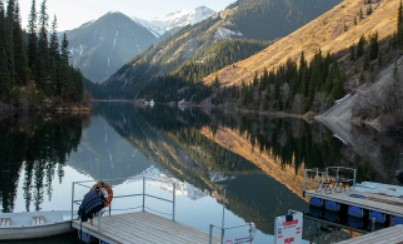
top-left (72, 211), bottom-right (220, 244)
top-left (336, 224), bottom-right (403, 244)
top-left (305, 189), bottom-right (403, 217)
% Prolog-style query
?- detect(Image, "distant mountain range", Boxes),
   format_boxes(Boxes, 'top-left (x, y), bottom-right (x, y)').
top-left (101, 0), bottom-right (342, 98)
top-left (67, 7), bottom-right (215, 84)
top-left (67, 12), bottom-right (158, 83)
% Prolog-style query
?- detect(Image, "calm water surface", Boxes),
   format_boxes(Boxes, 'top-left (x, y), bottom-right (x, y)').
top-left (1, 103), bottom-right (402, 243)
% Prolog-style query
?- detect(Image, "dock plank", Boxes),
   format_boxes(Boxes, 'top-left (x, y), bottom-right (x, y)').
top-left (305, 190), bottom-right (403, 217)
top-left (101, 217), bottom-right (196, 244)
top-left (110, 214), bottom-right (209, 243)
top-left (72, 212), bottom-right (220, 244)
top-left (337, 225), bottom-right (403, 244)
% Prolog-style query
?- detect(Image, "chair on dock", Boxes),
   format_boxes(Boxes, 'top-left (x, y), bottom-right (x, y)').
top-left (303, 167), bottom-right (356, 195)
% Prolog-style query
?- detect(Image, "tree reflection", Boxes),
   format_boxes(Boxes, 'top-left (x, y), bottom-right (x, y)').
top-left (0, 115), bottom-right (84, 212)
top-left (93, 103), bottom-right (403, 234)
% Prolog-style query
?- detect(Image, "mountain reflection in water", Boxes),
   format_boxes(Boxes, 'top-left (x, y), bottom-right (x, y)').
top-left (0, 103), bottom-right (402, 243)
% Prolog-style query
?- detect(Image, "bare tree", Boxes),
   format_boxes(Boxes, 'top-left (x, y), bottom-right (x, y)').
top-left (312, 92), bottom-right (329, 112)
top-left (291, 93), bottom-right (304, 114)
top-left (280, 82), bottom-right (290, 111)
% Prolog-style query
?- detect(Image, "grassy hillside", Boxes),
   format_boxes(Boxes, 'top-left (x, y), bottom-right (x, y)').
top-left (204, 0), bottom-right (397, 87)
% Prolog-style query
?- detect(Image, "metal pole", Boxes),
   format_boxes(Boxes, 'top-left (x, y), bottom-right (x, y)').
top-left (172, 183), bottom-right (176, 222)
top-left (142, 177), bottom-right (146, 212)
top-left (98, 213), bottom-right (101, 233)
top-left (221, 228), bottom-right (225, 244)
top-left (249, 223), bottom-right (253, 244)
top-left (71, 182), bottom-right (75, 223)
top-left (221, 189), bottom-right (226, 244)
top-left (209, 224), bottom-right (213, 244)
top-left (222, 189), bottom-right (226, 228)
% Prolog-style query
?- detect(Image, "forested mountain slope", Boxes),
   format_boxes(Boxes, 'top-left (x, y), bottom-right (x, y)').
top-left (101, 0), bottom-right (341, 98)
top-left (204, 0), bottom-right (395, 87)
top-left (226, 0), bottom-right (342, 40)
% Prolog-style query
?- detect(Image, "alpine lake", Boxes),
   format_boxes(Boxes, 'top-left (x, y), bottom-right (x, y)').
top-left (1, 102), bottom-right (402, 243)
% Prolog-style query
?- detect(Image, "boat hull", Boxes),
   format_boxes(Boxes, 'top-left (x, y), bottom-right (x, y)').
top-left (0, 210), bottom-right (73, 240)
top-left (0, 221), bottom-right (72, 240)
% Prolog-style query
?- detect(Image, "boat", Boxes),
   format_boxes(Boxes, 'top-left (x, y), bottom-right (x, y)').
top-left (0, 210), bottom-right (73, 240)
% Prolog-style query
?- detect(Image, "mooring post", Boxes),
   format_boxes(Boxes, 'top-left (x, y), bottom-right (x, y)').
top-left (71, 182), bottom-right (75, 223)
top-left (142, 177), bottom-right (146, 212)
top-left (172, 183), bottom-right (176, 222)
top-left (249, 223), bottom-right (254, 243)
top-left (209, 224), bottom-right (213, 244)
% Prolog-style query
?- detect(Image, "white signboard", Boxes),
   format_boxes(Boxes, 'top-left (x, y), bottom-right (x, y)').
top-left (274, 211), bottom-right (303, 244)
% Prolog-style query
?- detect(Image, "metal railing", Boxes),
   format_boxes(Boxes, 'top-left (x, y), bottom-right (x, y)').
top-left (71, 177), bottom-right (176, 232)
top-left (303, 166), bottom-right (356, 195)
top-left (209, 222), bottom-right (256, 244)
top-left (209, 223), bottom-right (256, 244)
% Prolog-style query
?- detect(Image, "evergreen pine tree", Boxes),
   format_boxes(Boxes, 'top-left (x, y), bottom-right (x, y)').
top-left (377, 50), bottom-right (383, 66)
top-left (0, 0), bottom-right (10, 99)
top-left (49, 15), bottom-right (59, 61)
top-left (398, 1), bottom-right (403, 46)
top-left (37, 0), bottom-right (49, 87)
top-left (27, 0), bottom-right (37, 76)
top-left (49, 15), bottom-right (59, 93)
top-left (13, 0), bottom-right (28, 85)
top-left (5, 0), bottom-right (15, 84)
top-left (350, 43), bottom-right (356, 61)
top-left (368, 32), bottom-right (379, 60)
top-left (252, 72), bottom-right (259, 86)
top-left (61, 33), bottom-right (69, 62)
top-left (298, 51), bottom-right (308, 95)
top-left (367, 6), bottom-right (373, 16)
top-left (212, 75), bottom-right (220, 87)
top-left (59, 33), bottom-right (69, 101)
top-left (363, 53), bottom-right (370, 71)
top-left (357, 36), bottom-right (366, 58)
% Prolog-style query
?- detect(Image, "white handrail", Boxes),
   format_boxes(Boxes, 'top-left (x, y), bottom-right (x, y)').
top-left (71, 176), bottom-right (178, 230)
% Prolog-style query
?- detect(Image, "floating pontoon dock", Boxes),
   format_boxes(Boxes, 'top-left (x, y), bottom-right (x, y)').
top-left (71, 212), bottom-right (220, 244)
top-left (71, 177), bottom-right (252, 244)
top-left (303, 167), bottom-right (403, 221)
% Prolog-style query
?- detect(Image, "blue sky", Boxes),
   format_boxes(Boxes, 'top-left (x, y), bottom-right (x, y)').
top-left (19, 0), bottom-right (237, 31)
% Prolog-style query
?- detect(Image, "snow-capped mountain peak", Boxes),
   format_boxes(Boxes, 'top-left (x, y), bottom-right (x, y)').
top-left (133, 6), bottom-right (216, 37)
